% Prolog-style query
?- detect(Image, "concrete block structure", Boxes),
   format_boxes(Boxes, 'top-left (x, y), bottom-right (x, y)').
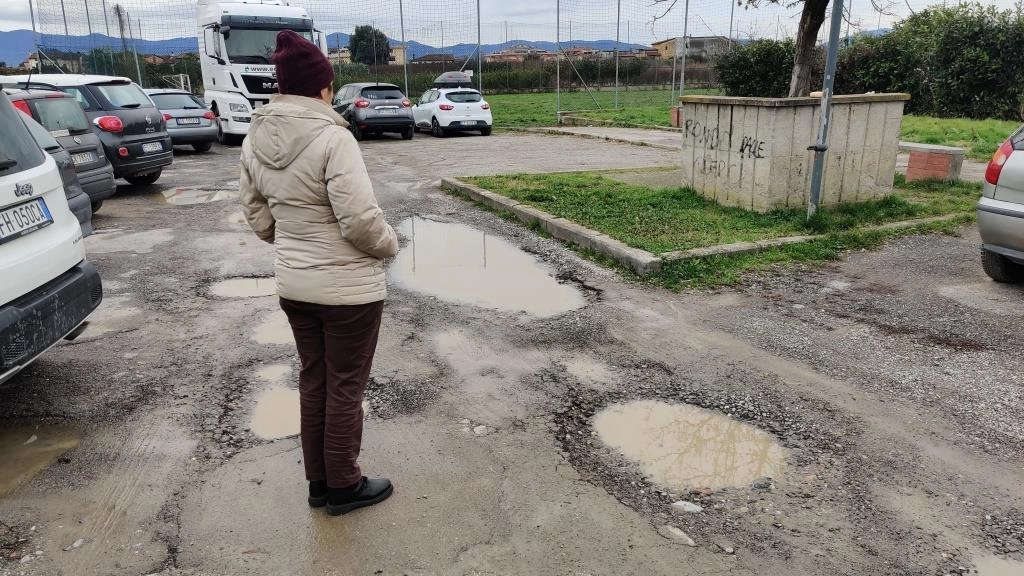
top-left (678, 94), bottom-right (910, 212)
top-left (900, 142), bottom-right (965, 182)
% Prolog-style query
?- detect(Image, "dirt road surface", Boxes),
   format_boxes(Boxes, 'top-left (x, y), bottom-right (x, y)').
top-left (1, 133), bottom-right (1022, 576)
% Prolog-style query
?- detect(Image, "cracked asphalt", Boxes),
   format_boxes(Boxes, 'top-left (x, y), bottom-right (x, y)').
top-left (1, 132), bottom-right (1022, 576)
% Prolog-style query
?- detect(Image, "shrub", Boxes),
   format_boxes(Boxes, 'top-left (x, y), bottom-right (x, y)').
top-left (714, 39), bottom-right (795, 98)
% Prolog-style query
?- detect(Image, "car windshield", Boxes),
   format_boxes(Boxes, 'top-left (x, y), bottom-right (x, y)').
top-left (225, 28), bottom-right (314, 64)
top-left (20, 115), bottom-right (61, 151)
top-left (30, 97), bottom-right (91, 134)
top-left (95, 82), bottom-right (152, 109)
top-left (445, 91), bottom-right (482, 103)
top-left (0, 96), bottom-right (46, 175)
top-left (361, 87), bottom-right (404, 100)
top-left (151, 93), bottom-right (205, 110)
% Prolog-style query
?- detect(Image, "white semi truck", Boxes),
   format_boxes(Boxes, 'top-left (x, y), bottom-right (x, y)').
top-left (197, 0), bottom-right (328, 144)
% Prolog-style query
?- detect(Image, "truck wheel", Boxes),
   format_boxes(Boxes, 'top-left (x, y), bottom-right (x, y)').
top-left (982, 249), bottom-right (1023, 283)
top-left (125, 170), bottom-right (162, 186)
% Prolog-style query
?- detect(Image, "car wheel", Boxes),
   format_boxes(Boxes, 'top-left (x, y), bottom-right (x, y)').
top-left (192, 142), bottom-right (213, 153)
top-left (125, 169), bottom-right (162, 186)
top-left (480, 126), bottom-right (492, 136)
top-left (90, 200), bottom-right (103, 214)
top-left (351, 123), bottom-right (365, 142)
top-left (981, 249), bottom-right (1023, 283)
top-left (402, 126), bottom-right (415, 140)
top-left (431, 118), bottom-right (446, 138)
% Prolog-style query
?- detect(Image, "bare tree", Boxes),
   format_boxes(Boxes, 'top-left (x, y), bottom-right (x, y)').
top-left (652, 0), bottom-right (828, 97)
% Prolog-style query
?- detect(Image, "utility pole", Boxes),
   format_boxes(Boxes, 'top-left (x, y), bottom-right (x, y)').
top-left (728, 0), bottom-right (736, 48)
top-left (807, 0), bottom-right (846, 218)
top-left (101, 0), bottom-right (113, 74)
top-left (126, 14), bottom-right (142, 85)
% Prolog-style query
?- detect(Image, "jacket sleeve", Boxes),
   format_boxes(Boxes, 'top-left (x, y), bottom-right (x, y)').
top-left (239, 151), bottom-right (276, 244)
top-left (325, 130), bottom-right (399, 259)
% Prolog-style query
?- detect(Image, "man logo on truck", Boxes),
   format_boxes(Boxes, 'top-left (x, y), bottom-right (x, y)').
top-left (262, 80), bottom-right (279, 90)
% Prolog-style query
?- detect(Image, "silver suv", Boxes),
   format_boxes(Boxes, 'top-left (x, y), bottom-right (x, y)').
top-left (978, 125), bottom-right (1024, 283)
top-left (332, 83), bottom-right (414, 141)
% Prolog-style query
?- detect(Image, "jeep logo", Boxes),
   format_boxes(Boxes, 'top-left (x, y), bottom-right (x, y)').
top-left (14, 182), bottom-right (33, 197)
top-left (262, 81), bottom-right (278, 90)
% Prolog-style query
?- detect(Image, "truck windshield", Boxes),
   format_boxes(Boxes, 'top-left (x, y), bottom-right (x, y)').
top-left (225, 28), bottom-right (314, 64)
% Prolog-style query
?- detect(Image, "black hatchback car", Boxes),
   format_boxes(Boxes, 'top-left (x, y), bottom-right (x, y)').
top-left (0, 74), bottom-right (173, 186)
top-left (5, 88), bottom-right (116, 212)
top-left (333, 83), bottom-right (414, 141)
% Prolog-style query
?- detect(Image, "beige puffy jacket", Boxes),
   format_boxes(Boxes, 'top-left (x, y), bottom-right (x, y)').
top-left (239, 95), bottom-right (398, 306)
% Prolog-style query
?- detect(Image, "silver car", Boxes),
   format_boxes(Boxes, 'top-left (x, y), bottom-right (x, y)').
top-left (978, 125), bottom-right (1024, 283)
top-left (145, 89), bottom-right (219, 153)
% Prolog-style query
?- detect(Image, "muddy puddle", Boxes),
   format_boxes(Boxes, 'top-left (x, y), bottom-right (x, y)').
top-left (974, 555), bottom-right (1024, 576)
top-left (593, 400), bottom-right (787, 491)
top-left (0, 426), bottom-right (79, 498)
top-left (210, 277), bottom-right (276, 298)
top-left (389, 217), bottom-right (586, 318)
top-left (250, 387), bottom-right (301, 440)
top-left (154, 187), bottom-right (239, 205)
top-left (253, 311), bottom-right (294, 345)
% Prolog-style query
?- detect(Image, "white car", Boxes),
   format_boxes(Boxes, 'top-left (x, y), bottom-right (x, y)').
top-left (412, 88), bottom-right (492, 137)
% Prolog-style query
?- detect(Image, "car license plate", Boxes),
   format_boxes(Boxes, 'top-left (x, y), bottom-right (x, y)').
top-left (142, 142), bottom-right (163, 154)
top-left (0, 198), bottom-right (53, 245)
top-left (176, 117), bottom-right (200, 125)
top-left (379, 109), bottom-right (397, 115)
top-left (71, 151), bottom-right (96, 165)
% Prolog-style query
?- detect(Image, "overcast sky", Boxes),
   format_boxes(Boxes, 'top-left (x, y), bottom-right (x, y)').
top-left (3, 0), bottom-right (1022, 46)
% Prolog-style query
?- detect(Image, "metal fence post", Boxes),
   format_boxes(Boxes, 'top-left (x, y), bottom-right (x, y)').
top-left (556, 0), bottom-right (560, 119)
top-left (127, 14), bottom-right (142, 85)
top-left (614, 0), bottom-right (620, 109)
top-left (807, 0), bottom-right (846, 218)
top-left (679, 0), bottom-right (690, 96)
top-left (476, 0), bottom-right (482, 93)
top-left (399, 0), bottom-right (408, 97)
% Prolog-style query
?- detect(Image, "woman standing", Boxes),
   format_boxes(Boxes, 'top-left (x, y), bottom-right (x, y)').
top-left (239, 30), bottom-right (398, 516)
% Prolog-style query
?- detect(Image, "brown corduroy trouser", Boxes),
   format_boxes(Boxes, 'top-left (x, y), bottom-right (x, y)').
top-left (279, 297), bottom-right (384, 489)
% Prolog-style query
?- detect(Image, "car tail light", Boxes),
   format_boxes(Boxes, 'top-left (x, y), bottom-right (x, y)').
top-left (480, 103), bottom-right (491, 110)
top-left (202, 111), bottom-right (215, 120)
top-left (118, 146), bottom-right (129, 157)
top-left (401, 99), bottom-right (411, 108)
top-left (94, 115), bottom-right (124, 133)
top-left (354, 99), bottom-right (370, 108)
top-left (985, 140), bottom-right (1014, 185)
top-left (11, 100), bottom-right (31, 116)
top-left (163, 113), bottom-right (172, 122)
top-left (439, 103), bottom-right (454, 111)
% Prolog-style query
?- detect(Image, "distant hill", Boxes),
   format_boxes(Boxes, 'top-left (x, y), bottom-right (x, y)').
top-left (2, 28), bottom-right (653, 70)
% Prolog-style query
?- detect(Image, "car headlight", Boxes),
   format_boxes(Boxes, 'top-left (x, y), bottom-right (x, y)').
top-left (229, 103), bottom-right (248, 112)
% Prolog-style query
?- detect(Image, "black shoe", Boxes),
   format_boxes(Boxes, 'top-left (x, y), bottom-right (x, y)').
top-left (308, 480), bottom-right (328, 508)
top-left (326, 476), bottom-right (393, 516)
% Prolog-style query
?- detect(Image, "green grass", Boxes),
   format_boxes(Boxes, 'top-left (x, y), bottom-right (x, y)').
top-left (466, 171), bottom-right (980, 255)
top-left (898, 115), bottom-right (1021, 161)
top-left (488, 89), bottom-right (716, 128)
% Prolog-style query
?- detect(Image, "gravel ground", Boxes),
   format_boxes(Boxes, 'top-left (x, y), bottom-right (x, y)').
top-left (0, 133), bottom-right (1021, 576)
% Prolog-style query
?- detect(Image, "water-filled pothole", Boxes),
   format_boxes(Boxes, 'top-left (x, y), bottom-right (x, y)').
top-left (210, 277), bottom-right (276, 298)
top-left (0, 426), bottom-right (79, 498)
top-left (250, 386), bottom-right (300, 440)
top-left (389, 217), bottom-right (586, 318)
top-left (593, 400), bottom-right (787, 491)
top-left (975, 555), bottom-right (1024, 576)
top-left (154, 187), bottom-right (238, 205)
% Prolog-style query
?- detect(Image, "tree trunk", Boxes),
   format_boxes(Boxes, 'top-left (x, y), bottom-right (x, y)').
top-left (788, 0), bottom-right (829, 97)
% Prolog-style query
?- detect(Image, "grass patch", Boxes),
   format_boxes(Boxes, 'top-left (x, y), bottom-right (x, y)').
top-left (488, 89), bottom-right (717, 128)
top-left (467, 171), bottom-right (980, 254)
top-left (900, 115), bottom-right (1021, 161)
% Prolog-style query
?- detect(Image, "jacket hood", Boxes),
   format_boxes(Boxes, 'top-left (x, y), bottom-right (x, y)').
top-left (247, 95), bottom-right (349, 169)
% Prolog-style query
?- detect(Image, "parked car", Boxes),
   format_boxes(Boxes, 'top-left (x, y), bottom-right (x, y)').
top-left (5, 88), bottom-right (116, 212)
top-left (144, 89), bottom-right (219, 152)
top-left (0, 74), bottom-right (173, 186)
top-left (978, 125), bottom-right (1024, 283)
top-left (412, 87), bottom-right (492, 137)
top-left (0, 91), bottom-right (102, 386)
top-left (332, 83), bottom-right (414, 141)
top-left (19, 113), bottom-right (93, 236)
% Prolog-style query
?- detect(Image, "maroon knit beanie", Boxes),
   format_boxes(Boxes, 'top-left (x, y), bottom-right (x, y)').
top-left (272, 30), bottom-right (335, 97)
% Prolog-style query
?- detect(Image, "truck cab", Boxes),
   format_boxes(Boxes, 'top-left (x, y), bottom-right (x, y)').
top-left (198, 0), bottom-right (327, 145)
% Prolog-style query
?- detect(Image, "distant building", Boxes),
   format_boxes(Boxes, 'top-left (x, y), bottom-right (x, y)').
top-left (562, 47), bottom-right (600, 59)
top-left (410, 53), bottom-right (457, 65)
top-left (389, 45), bottom-right (407, 65)
top-left (328, 48), bottom-right (351, 66)
top-left (19, 52), bottom-right (39, 71)
top-left (21, 50), bottom-right (84, 73)
top-left (143, 54), bottom-right (168, 65)
top-left (652, 36), bottom-right (733, 60)
top-left (484, 44), bottom-right (556, 64)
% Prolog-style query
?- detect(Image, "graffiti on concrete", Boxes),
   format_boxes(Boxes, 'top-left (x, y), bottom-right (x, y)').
top-left (684, 119), bottom-right (725, 150)
top-left (738, 135), bottom-right (767, 159)
top-left (694, 155), bottom-right (728, 177)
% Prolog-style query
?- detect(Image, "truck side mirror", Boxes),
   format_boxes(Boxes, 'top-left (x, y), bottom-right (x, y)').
top-left (205, 28), bottom-right (225, 65)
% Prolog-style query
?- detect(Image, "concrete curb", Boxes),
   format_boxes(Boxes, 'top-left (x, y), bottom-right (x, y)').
top-left (524, 128), bottom-right (681, 152)
top-left (556, 112), bottom-right (684, 134)
top-left (441, 177), bottom-right (970, 274)
top-left (440, 177), bottom-right (663, 275)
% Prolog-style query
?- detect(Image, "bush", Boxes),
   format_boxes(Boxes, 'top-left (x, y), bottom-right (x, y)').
top-left (836, 4), bottom-right (1024, 120)
top-left (714, 39), bottom-right (795, 98)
